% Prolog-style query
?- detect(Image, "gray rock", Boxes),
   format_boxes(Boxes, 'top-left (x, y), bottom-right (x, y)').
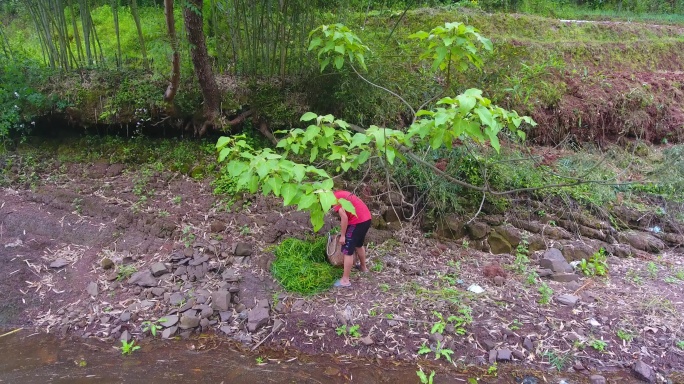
top-left (488, 350), bottom-right (497, 364)
top-left (50, 258), bottom-right (69, 268)
top-left (523, 337), bottom-right (534, 351)
top-left (539, 258), bottom-right (573, 273)
top-left (512, 350), bottom-right (525, 360)
top-left (86, 282), bottom-right (98, 297)
top-left (128, 271), bottom-right (158, 287)
top-left (101, 258), bottom-right (114, 270)
top-left (161, 326), bottom-right (177, 339)
top-left (222, 268), bottom-right (240, 282)
top-left (561, 241), bottom-right (596, 261)
top-left (256, 299), bottom-right (269, 309)
top-left (234, 243), bottom-right (253, 256)
top-left (632, 360), bottom-right (655, 383)
top-left (220, 325), bottom-right (233, 335)
top-left (619, 231), bottom-right (665, 253)
top-left (179, 314), bottom-right (201, 329)
top-left (199, 318), bottom-right (210, 329)
top-left (211, 290), bottom-right (232, 311)
top-left (590, 375), bottom-right (606, 384)
top-left (550, 273), bottom-right (579, 282)
top-left (496, 349), bottom-right (512, 361)
top-left (169, 292), bottom-right (185, 306)
top-left (466, 221), bottom-right (490, 240)
top-left (235, 303), bottom-right (247, 313)
top-left (195, 294), bottom-right (207, 304)
top-left (161, 315), bottom-right (179, 327)
top-left (360, 336), bottom-right (374, 346)
top-left (247, 306), bottom-right (270, 332)
top-left (493, 276), bottom-right (505, 286)
top-left (428, 333), bottom-right (444, 343)
top-left (219, 311), bottom-right (233, 322)
top-left (494, 225), bottom-right (522, 247)
top-left (556, 294), bottom-right (579, 306)
top-left (210, 221), bottom-right (227, 232)
top-left (150, 262), bottom-right (169, 277)
top-left (537, 268), bottom-right (553, 277)
top-left (197, 305), bottom-right (213, 318)
top-left (482, 339), bottom-right (496, 351)
top-left (120, 311), bottom-right (131, 322)
top-left (273, 319), bottom-right (284, 333)
top-left (150, 287), bottom-right (166, 297)
top-left (120, 330), bottom-right (131, 343)
top-left (487, 232), bottom-right (513, 254)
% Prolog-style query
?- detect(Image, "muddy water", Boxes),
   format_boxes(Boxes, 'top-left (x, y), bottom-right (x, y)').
top-left (0, 330), bottom-right (449, 384)
top-left (0, 330), bottom-right (639, 384)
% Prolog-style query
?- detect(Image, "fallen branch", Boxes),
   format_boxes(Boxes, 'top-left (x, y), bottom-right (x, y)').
top-left (0, 328), bottom-right (23, 338)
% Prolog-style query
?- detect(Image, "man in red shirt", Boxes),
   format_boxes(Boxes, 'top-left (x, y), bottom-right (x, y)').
top-left (332, 190), bottom-right (372, 288)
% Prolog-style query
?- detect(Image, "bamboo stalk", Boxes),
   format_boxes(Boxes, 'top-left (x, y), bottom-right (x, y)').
top-left (0, 328), bottom-right (23, 338)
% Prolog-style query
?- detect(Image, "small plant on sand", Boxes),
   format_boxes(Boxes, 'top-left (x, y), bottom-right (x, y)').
top-left (181, 226), bottom-right (195, 247)
top-left (579, 248), bottom-right (608, 277)
top-left (336, 324), bottom-right (361, 338)
top-left (120, 339), bottom-right (140, 356)
top-left (543, 350), bottom-right (571, 371)
top-left (674, 269), bottom-right (684, 281)
top-left (370, 261), bottom-right (383, 272)
top-left (416, 368), bottom-right (435, 384)
top-left (588, 339), bottom-right (608, 352)
top-left (431, 307), bottom-right (472, 335)
top-left (255, 356), bottom-right (265, 365)
top-left (676, 340), bottom-right (684, 350)
top-left (240, 224), bottom-right (251, 235)
top-left (141, 318), bottom-right (167, 337)
top-left (487, 362), bottom-right (498, 376)
top-left (509, 319), bottom-right (522, 331)
top-left (513, 239), bottom-right (530, 274)
top-left (418, 340), bottom-right (454, 362)
top-left (538, 282), bottom-right (553, 305)
top-left (616, 329), bottom-right (635, 343)
top-left (627, 269), bottom-right (643, 285)
top-left (116, 265), bottom-right (137, 281)
top-left (646, 261), bottom-right (659, 279)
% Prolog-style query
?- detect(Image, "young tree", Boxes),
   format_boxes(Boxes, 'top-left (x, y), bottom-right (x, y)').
top-left (183, 0), bottom-right (221, 135)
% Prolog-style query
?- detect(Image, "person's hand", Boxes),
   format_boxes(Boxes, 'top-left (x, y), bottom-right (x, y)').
top-left (338, 236), bottom-right (345, 245)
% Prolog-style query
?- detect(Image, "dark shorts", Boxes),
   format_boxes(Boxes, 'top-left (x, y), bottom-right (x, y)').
top-left (341, 220), bottom-right (371, 255)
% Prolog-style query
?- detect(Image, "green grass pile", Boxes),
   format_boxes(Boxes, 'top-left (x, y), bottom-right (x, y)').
top-left (271, 237), bottom-right (342, 295)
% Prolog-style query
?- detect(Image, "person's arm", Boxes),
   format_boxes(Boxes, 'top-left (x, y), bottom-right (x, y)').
top-left (338, 208), bottom-right (348, 244)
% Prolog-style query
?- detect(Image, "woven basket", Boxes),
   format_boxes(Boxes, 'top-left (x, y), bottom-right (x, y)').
top-left (326, 233), bottom-right (357, 267)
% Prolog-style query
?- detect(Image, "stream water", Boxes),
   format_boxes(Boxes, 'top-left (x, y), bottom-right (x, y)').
top-left (0, 329), bottom-right (651, 384)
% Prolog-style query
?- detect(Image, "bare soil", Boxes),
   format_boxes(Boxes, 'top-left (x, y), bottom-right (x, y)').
top-left (1, 146), bottom-right (683, 383)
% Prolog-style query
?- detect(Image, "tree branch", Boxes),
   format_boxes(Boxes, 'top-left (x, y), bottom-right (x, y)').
top-left (350, 63), bottom-right (416, 118)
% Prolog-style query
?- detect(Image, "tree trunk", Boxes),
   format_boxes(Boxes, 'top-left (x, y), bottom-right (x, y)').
top-left (67, 0), bottom-right (83, 65)
top-left (130, 0), bottom-right (149, 70)
top-left (163, 0), bottom-right (180, 103)
top-left (183, 0), bottom-right (221, 135)
top-left (111, 0), bottom-right (122, 68)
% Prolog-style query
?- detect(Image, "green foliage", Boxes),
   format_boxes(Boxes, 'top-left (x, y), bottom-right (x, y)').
top-left (646, 261), bottom-right (659, 279)
top-left (308, 24), bottom-right (369, 72)
top-left (271, 237), bottom-right (342, 295)
top-left (141, 318), bottom-right (166, 337)
top-left (416, 368), bottom-right (436, 384)
top-left (409, 22), bottom-right (492, 73)
top-left (538, 282), bottom-right (553, 305)
top-left (578, 248), bottom-right (609, 277)
top-left (117, 265), bottom-right (137, 281)
top-left (588, 339), bottom-right (608, 352)
top-left (677, 340), bottom-right (684, 350)
top-left (418, 340), bottom-right (454, 362)
top-left (543, 350), bottom-right (571, 371)
top-left (431, 308), bottom-right (472, 336)
top-left (616, 329), bottom-right (634, 343)
top-left (120, 339), bottom-right (141, 356)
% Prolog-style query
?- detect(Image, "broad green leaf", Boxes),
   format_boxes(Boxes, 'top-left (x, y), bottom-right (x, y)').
top-left (301, 112), bottom-right (318, 121)
top-left (475, 106), bottom-right (494, 127)
top-left (349, 132), bottom-right (369, 149)
top-left (282, 183), bottom-right (298, 206)
top-left (334, 44), bottom-right (345, 54)
top-left (308, 37), bottom-right (322, 51)
top-left (337, 198), bottom-right (356, 216)
top-left (267, 176), bottom-right (283, 196)
top-left (341, 162), bottom-right (351, 172)
top-left (297, 193), bottom-right (317, 211)
top-left (320, 57), bottom-right (330, 72)
top-left (386, 148), bottom-right (396, 164)
top-left (334, 56), bottom-right (344, 69)
top-left (292, 164), bottom-right (306, 182)
top-left (216, 136), bottom-right (230, 149)
top-left (321, 178), bottom-right (334, 190)
top-left (319, 191), bottom-right (337, 212)
top-left (310, 206), bottom-right (325, 232)
top-left (310, 146), bottom-right (319, 163)
top-left (218, 147), bottom-right (231, 162)
top-left (409, 31), bottom-right (429, 39)
top-left (489, 133), bottom-right (500, 153)
top-left (456, 94), bottom-right (477, 114)
top-left (248, 175), bottom-right (259, 194)
top-left (356, 150), bottom-right (370, 165)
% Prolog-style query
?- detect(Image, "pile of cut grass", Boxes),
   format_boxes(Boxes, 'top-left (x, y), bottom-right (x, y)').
top-left (271, 237), bottom-right (342, 295)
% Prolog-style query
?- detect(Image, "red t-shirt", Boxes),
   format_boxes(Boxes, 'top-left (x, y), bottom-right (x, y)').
top-left (333, 190), bottom-right (372, 225)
